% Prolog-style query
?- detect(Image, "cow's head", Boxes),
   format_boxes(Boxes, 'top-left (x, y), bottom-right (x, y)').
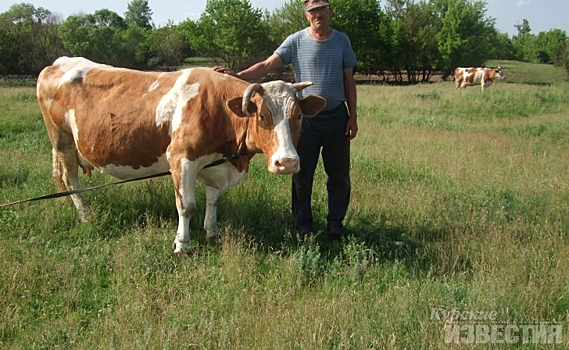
top-left (226, 81), bottom-right (326, 174)
top-left (495, 67), bottom-right (506, 80)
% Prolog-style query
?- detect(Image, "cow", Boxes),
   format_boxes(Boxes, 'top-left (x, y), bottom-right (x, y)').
top-left (36, 56), bottom-right (326, 256)
top-left (454, 67), bottom-right (506, 91)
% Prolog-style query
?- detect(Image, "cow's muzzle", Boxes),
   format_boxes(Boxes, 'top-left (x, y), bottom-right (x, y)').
top-left (270, 158), bottom-right (299, 174)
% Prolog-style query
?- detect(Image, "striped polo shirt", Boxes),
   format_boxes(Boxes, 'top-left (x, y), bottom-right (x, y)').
top-left (275, 28), bottom-right (358, 111)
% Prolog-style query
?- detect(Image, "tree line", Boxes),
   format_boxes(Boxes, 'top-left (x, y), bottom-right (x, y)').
top-left (1, 0), bottom-right (568, 82)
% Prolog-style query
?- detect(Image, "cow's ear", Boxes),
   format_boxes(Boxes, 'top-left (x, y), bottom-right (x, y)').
top-left (299, 95), bottom-right (327, 117)
top-left (227, 97), bottom-right (257, 118)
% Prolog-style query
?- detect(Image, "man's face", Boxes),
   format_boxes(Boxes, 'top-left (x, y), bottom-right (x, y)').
top-left (305, 5), bottom-right (332, 30)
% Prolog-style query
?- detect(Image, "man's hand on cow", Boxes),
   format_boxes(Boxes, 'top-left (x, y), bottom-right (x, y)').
top-left (213, 66), bottom-right (235, 76)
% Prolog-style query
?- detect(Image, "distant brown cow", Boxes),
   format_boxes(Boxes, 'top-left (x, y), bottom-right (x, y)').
top-left (454, 67), bottom-right (506, 91)
top-left (37, 57), bottom-right (326, 255)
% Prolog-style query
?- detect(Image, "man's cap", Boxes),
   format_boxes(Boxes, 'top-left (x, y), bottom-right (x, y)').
top-left (304, 0), bottom-right (330, 12)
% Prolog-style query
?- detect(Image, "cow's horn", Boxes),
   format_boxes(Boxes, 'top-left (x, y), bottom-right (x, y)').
top-left (293, 82), bottom-right (313, 91)
top-left (242, 83), bottom-right (263, 115)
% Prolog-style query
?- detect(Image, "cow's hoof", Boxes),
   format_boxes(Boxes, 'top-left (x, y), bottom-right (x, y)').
top-left (175, 248), bottom-right (193, 258)
top-left (205, 232), bottom-right (222, 241)
top-left (173, 240), bottom-right (191, 257)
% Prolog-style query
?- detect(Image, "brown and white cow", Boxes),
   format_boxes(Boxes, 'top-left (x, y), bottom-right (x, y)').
top-left (454, 67), bottom-right (506, 91)
top-left (37, 56), bottom-right (326, 255)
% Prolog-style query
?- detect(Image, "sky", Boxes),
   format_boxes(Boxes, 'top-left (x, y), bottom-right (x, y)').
top-left (1, 0), bottom-right (568, 37)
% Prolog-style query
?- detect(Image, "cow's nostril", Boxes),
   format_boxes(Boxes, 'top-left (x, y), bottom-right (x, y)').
top-left (273, 158), bottom-right (299, 173)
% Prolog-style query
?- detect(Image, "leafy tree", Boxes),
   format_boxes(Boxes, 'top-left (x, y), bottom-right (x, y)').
top-left (512, 18), bottom-right (538, 62)
top-left (514, 18), bottom-right (531, 36)
top-left (0, 24), bottom-right (8, 73)
top-left (59, 9), bottom-right (148, 68)
top-left (382, 0), bottom-right (410, 80)
top-left (331, 0), bottom-right (384, 76)
top-left (511, 20), bottom-right (567, 65)
top-left (434, 0), bottom-right (497, 76)
top-left (59, 10), bottom-right (126, 65)
top-left (267, 0), bottom-right (305, 45)
top-left (375, 10), bottom-right (398, 77)
top-left (385, 0), bottom-right (441, 82)
top-left (125, 0), bottom-right (153, 30)
top-left (121, 24), bottom-right (151, 69)
top-left (409, 1), bottom-right (441, 82)
top-left (562, 40), bottom-right (569, 80)
top-left (183, 0), bottom-right (272, 70)
top-left (489, 32), bottom-right (516, 61)
top-left (0, 3), bottom-right (66, 74)
top-left (534, 29), bottom-right (567, 65)
top-left (147, 21), bottom-right (190, 70)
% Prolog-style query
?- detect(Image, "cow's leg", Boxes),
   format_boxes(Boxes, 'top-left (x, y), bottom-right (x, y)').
top-left (171, 158), bottom-right (198, 256)
top-left (52, 146), bottom-right (90, 222)
top-left (52, 148), bottom-right (67, 196)
top-left (204, 186), bottom-right (222, 239)
top-left (44, 121), bottom-right (89, 221)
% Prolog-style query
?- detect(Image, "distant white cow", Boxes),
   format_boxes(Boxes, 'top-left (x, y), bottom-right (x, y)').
top-left (454, 67), bottom-right (506, 91)
top-left (37, 56), bottom-right (327, 255)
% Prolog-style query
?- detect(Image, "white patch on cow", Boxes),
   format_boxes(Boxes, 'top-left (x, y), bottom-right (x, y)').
top-left (473, 69), bottom-right (485, 84)
top-left (63, 108), bottom-right (96, 171)
top-left (204, 186), bottom-right (222, 239)
top-left (64, 109), bottom-right (80, 142)
top-left (173, 152), bottom-right (248, 246)
top-left (171, 83), bottom-right (200, 133)
top-left (178, 157), bottom-right (199, 210)
top-left (148, 81), bottom-right (160, 92)
top-left (144, 73), bottom-right (164, 96)
top-left (155, 69), bottom-right (200, 134)
top-left (173, 157), bottom-right (199, 254)
top-left (216, 73), bottom-right (231, 81)
top-left (99, 154), bottom-right (170, 180)
top-left (259, 81), bottom-right (301, 173)
top-left (196, 153), bottom-right (248, 191)
top-left (41, 98), bottom-right (53, 109)
top-left (56, 57), bottom-right (103, 88)
top-left (271, 120), bottom-right (299, 167)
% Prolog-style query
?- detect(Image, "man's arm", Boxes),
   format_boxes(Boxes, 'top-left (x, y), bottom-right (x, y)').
top-left (213, 53), bottom-right (284, 81)
top-left (344, 67), bottom-right (358, 141)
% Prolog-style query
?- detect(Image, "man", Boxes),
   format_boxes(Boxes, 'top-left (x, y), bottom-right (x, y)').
top-left (214, 0), bottom-right (358, 240)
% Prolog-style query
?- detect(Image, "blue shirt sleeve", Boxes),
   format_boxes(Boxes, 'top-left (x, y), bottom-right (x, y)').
top-left (275, 33), bottom-right (296, 66)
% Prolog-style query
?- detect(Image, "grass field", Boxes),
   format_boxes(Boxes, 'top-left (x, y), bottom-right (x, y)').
top-left (1, 61), bottom-right (568, 349)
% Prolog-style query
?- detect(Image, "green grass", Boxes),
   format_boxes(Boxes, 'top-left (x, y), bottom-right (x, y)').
top-left (0, 76), bottom-right (37, 88)
top-left (1, 61), bottom-right (569, 348)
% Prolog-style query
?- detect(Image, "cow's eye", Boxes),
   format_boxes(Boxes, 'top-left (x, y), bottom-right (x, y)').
top-left (259, 115), bottom-right (265, 121)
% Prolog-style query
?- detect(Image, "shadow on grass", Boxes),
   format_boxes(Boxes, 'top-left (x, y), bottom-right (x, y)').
top-left (56, 174), bottom-right (472, 278)
top-left (217, 197), bottom-right (473, 279)
top-left (505, 80), bottom-right (553, 87)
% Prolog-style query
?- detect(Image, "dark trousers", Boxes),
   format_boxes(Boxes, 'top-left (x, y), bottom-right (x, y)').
top-left (292, 103), bottom-right (351, 229)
